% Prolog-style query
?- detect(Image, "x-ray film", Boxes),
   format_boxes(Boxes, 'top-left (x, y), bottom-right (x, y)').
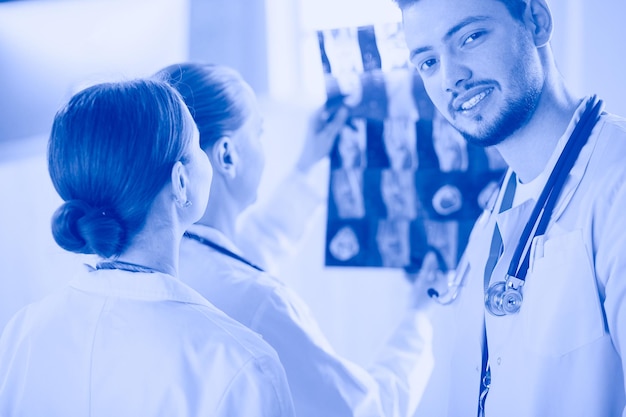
top-left (319, 22), bottom-right (507, 273)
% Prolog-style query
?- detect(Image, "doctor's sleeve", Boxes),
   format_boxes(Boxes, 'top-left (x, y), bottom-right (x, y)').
top-left (368, 308), bottom-right (434, 417)
top-left (213, 353), bottom-right (296, 417)
top-left (252, 284), bottom-right (434, 417)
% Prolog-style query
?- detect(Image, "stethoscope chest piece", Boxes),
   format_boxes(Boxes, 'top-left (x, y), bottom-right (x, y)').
top-left (485, 276), bottom-right (524, 316)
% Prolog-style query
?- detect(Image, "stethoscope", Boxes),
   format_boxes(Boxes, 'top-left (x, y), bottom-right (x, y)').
top-left (184, 231), bottom-right (265, 272)
top-left (428, 95), bottom-right (604, 315)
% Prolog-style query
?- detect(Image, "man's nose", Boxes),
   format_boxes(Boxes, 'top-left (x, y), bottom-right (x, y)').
top-left (442, 58), bottom-right (472, 93)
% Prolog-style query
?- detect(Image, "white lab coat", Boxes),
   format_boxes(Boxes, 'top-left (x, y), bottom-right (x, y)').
top-left (414, 99), bottom-right (626, 417)
top-left (180, 224), bottom-right (433, 417)
top-left (0, 268), bottom-right (295, 417)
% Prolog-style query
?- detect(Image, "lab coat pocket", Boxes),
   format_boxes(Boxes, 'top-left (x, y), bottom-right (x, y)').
top-left (523, 228), bottom-right (604, 357)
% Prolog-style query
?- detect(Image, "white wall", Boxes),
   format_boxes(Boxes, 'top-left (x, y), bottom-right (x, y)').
top-left (550, 0), bottom-right (626, 116)
top-left (188, 0), bottom-right (269, 95)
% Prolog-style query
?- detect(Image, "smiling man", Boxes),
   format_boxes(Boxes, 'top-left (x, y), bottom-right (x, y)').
top-left (393, 0), bottom-right (626, 416)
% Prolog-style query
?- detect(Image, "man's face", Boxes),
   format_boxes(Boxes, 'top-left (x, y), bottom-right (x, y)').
top-left (403, 0), bottom-right (544, 147)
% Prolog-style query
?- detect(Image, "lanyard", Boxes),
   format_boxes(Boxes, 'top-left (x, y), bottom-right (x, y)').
top-left (478, 174), bottom-right (516, 416)
top-left (184, 232), bottom-right (265, 272)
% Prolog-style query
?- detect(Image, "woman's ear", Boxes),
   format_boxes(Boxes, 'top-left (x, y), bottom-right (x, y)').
top-left (211, 136), bottom-right (238, 179)
top-left (170, 160), bottom-right (191, 207)
top-left (525, 0), bottom-right (553, 47)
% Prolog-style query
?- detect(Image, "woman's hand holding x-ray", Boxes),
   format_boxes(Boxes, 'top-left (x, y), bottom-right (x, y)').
top-left (296, 105), bottom-right (350, 173)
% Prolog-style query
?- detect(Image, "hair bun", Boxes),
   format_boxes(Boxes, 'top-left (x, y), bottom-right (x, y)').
top-left (51, 200), bottom-right (126, 257)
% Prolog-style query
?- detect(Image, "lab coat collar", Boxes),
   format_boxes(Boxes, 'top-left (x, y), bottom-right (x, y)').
top-left (499, 96), bottom-right (600, 228)
top-left (69, 267), bottom-right (212, 307)
top-left (186, 223), bottom-right (244, 256)
top-left (550, 97), bottom-right (602, 221)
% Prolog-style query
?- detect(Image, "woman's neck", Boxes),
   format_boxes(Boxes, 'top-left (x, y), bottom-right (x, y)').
top-left (113, 229), bottom-right (180, 277)
top-left (196, 195), bottom-right (241, 243)
top-left (112, 202), bottom-right (184, 277)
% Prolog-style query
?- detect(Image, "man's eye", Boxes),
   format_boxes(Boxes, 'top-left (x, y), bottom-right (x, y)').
top-left (463, 32), bottom-right (484, 46)
top-left (420, 58), bottom-right (438, 72)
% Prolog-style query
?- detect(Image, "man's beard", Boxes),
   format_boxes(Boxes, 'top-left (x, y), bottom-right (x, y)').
top-left (459, 87), bottom-right (541, 148)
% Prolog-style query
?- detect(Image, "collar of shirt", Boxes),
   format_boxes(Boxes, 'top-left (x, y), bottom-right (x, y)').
top-left (69, 268), bottom-right (212, 306)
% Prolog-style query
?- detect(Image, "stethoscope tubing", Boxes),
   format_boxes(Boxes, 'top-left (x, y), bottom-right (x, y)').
top-left (429, 96), bottom-right (603, 308)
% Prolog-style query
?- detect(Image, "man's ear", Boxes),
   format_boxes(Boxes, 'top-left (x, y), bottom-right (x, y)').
top-left (211, 136), bottom-right (238, 179)
top-left (525, 0), bottom-right (553, 47)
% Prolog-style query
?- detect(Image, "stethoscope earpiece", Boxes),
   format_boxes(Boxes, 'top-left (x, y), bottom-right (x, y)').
top-left (427, 288), bottom-right (439, 299)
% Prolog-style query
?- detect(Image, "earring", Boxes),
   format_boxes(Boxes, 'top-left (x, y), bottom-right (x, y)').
top-left (175, 198), bottom-right (192, 208)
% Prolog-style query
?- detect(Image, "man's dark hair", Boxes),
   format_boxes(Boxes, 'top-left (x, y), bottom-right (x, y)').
top-left (393, 0), bottom-right (527, 21)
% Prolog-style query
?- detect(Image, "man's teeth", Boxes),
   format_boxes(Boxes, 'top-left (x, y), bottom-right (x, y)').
top-left (461, 90), bottom-right (489, 111)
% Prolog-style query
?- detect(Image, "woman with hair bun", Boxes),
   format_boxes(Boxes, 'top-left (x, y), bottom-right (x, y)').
top-left (0, 78), bottom-right (295, 417)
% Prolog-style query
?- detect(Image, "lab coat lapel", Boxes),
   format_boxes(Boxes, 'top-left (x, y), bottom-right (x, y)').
top-left (550, 120), bottom-right (601, 222)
